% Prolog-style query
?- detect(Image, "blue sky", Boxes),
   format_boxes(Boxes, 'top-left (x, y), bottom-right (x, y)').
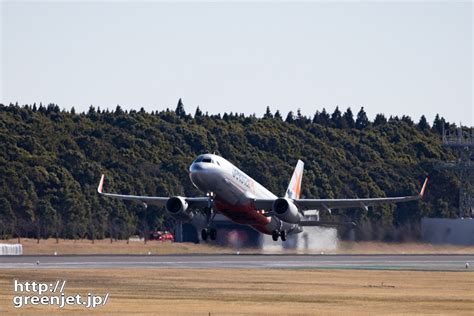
top-left (1, 1), bottom-right (472, 125)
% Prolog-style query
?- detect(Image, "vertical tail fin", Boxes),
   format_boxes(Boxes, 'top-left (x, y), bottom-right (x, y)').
top-left (285, 160), bottom-right (304, 199)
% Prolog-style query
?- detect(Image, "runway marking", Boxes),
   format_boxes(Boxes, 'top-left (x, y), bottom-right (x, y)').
top-left (0, 260), bottom-right (469, 265)
top-left (1, 255), bottom-right (473, 271)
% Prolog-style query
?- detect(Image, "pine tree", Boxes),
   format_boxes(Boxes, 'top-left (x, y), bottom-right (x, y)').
top-left (115, 105), bottom-right (124, 115)
top-left (355, 107), bottom-right (369, 129)
top-left (401, 115), bottom-right (414, 126)
top-left (342, 107), bottom-right (355, 128)
top-left (373, 114), bottom-right (387, 126)
top-left (296, 109), bottom-right (303, 120)
top-left (312, 111), bottom-right (321, 124)
top-left (195, 106), bottom-right (203, 117)
top-left (432, 114), bottom-right (444, 134)
top-left (274, 110), bottom-right (283, 121)
top-left (87, 106), bottom-right (96, 116)
top-left (285, 111), bottom-right (294, 123)
top-left (318, 108), bottom-right (331, 126)
top-left (263, 106), bottom-right (273, 119)
top-left (417, 115), bottom-right (430, 130)
top-left (296, 109), bottom-right (310, 127)
top-left (331, 107), bottom-right (343, 128)
top-left (175, 98), bottom-right (186, 118)
top-left (389, 115), bottom-right (400, 123)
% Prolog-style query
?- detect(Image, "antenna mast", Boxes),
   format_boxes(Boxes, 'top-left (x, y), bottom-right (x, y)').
top-left (436, 126), bottom-right (474, 218)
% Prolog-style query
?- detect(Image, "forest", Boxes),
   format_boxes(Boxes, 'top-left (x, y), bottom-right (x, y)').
top-left (0, 100), bottom-right (462, 241)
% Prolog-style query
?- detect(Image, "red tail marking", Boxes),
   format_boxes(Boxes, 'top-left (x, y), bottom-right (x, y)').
top-left (419, 177), bottom-right (429, 198)
top-left (294, 173), bottom-right (301, 199)
top-left (97, 174), bottom-right (105, 193)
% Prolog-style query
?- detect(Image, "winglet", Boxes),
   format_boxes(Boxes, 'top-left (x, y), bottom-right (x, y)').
top-left (97, 174), bottom-right (105, 194)
top-left (419, 177), bottom-right (429, 198)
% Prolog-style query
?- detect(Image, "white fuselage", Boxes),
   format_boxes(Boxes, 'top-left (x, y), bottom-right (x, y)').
top-left (189, 154), bottom-right (301, 235)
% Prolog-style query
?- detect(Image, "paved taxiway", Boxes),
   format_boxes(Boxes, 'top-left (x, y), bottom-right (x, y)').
top-left (0, 254), bottom-right (473, 271)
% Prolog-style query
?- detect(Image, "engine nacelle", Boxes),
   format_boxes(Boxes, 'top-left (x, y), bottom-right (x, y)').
top-left (166, 196), bottom-right (193, 220)
top-left (272, 198), bottom-right (303, 224)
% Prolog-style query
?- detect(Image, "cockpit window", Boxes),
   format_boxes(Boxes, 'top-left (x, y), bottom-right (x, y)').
top-left (202, 158), bottom-right (212, 163)
top-left (194, 157), bottom-right (203, 163)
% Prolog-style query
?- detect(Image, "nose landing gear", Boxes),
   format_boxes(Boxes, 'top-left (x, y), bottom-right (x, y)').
top-left (202, 192), bottom-right (217, 242)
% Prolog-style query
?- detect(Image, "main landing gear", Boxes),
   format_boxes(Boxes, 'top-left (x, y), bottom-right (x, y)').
top-left (272, 230), bottom-right (287, 242)
top-left (201, 228), bottom-right (217, 241)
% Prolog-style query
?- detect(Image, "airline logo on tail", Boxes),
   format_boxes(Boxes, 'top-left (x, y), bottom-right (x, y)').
top-left (285, 160), bottom-right (304, 199)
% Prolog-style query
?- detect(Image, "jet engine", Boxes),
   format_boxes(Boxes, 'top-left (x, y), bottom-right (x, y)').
top-left (166, 196), bottom-right (193, 220)
top-left (272, 198), bottom-right (303, 224)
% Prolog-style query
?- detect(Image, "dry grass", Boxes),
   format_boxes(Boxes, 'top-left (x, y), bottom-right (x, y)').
top-left (0, 268), bottom-right (473, 315)
top-left (2, 238), bottom-right (474, 255)
top-left (0, 238), bottom-right (234, 255)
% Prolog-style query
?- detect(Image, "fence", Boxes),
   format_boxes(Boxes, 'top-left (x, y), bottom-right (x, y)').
top-left (0, 244), bottom-right (23, 255)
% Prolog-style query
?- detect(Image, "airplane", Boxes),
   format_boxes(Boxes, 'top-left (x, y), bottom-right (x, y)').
top-left (97, 153), bottom-right (428, 242)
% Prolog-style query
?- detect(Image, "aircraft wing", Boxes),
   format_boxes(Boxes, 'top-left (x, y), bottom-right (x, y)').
top-left (97, 175), bottom-right (209, 208)
top-left (254, 177), bottom-right (428, 212)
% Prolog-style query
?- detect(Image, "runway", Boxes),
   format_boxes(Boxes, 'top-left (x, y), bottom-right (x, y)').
top-left (1, 254), bottom-right (473, 271)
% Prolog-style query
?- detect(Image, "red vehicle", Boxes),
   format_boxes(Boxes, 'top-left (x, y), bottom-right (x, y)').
top-left (149, 230), bottom-right (174, 242)
top-left (159, 232), bottom-right (174, 242)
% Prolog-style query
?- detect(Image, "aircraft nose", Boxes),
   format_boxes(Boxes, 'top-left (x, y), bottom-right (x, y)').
top-left (189, 162), bottom-right (220, 191)
top-left (189, 162), bottom-right (203, 173)
top-left (189, 161), bottom-right (219, 173)
top-left (189, 163), bottom-right (209, 189)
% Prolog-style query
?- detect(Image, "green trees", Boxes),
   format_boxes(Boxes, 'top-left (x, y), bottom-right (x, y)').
top-left (331, 106), bottom-right (343, 128)
top-left (432, 114), bottom-right (445, 134)
top-left (35, 200), bottom-right (57, 241)
top-left (312, 108), bottom-right (331, 126)
top-left (274, 110), bottom-right (283, 121)
top-left (0, 198), bottom-right (15, 239)
top-left (355, 107), bottom-right (370, 130)
top-left (263, 106), bottom-right (273, 119)
top-left (417, 115), bottom-right (430, 131)
top-left (0, 102), bottom-right (460, 241)
top-left (285, 111), bottom-right (294, 123)
top-left (175, 98), bottom-right (186, 118)
top-left (342, 108), bottom-right (355, 129)
top-left (194, 106), bottom-right (203, 117)
top-left (373, 114), bottom-right (387, 126)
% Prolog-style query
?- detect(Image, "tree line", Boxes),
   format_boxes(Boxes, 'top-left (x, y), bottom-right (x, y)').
top-left (0, 100), bottom-right (462, 242)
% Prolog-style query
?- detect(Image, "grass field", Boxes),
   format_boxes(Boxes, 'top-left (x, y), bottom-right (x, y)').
top-left (0, 268), bottom-right (473, 315)
top-left (2, 238), bottom-right (474, 255)
top-left (1, 238), bottom-right (233, 255)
